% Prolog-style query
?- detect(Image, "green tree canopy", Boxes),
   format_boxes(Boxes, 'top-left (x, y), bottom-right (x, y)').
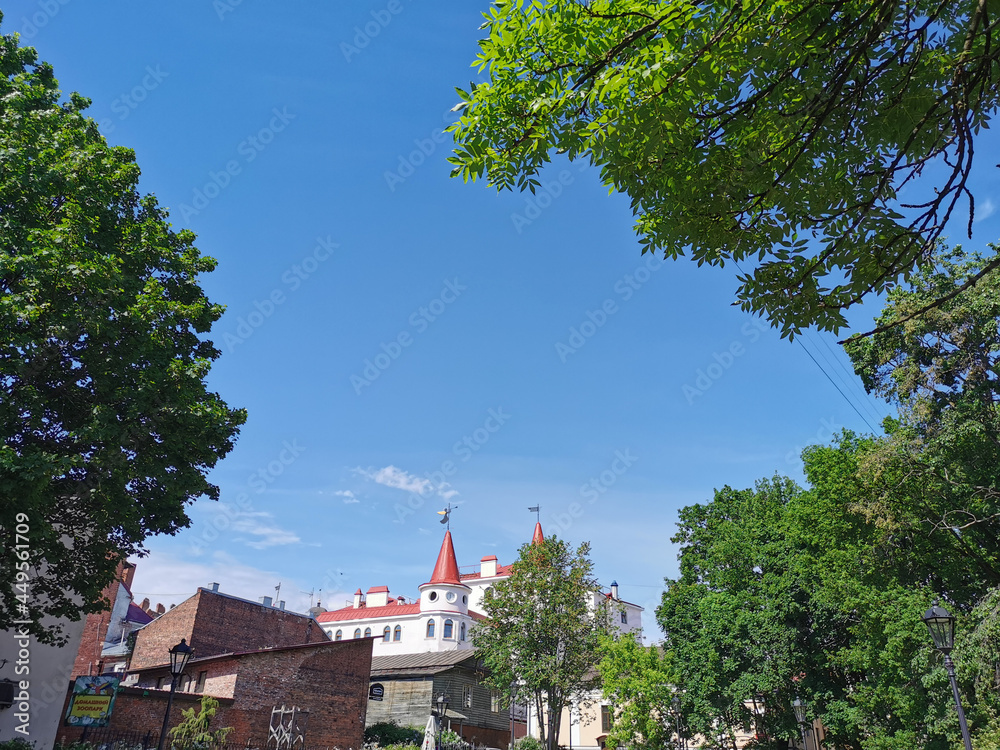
top-left (0, 21), bottom-right (245, 643)
top-left (472, 536), bottom-right (610, 750)
top-left (449, 0), bottom-right (1000, 336)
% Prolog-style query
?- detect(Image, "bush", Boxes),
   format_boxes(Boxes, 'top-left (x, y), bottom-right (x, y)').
top-left (511, 737), bottom-right (544, 750)
top-left (364, 722), bottom-right (424, 748)
top-left (0, 740), bottom-right (36, 750)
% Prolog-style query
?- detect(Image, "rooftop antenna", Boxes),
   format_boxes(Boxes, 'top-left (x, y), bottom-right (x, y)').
top-left (302, 587), bottom-right (315, 608)
top-left (437, 503), bottom-right (454, 530)
top-left (528, 505), bottom-right (540, 523)
top-left (275, 582), bottom-right (281, 601)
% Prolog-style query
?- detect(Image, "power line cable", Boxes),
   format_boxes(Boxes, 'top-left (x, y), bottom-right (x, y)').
top-left (807, 330), bottom-right (888, 427)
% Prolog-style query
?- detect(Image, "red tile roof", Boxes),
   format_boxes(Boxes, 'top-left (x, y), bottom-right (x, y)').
top-left (367, 586), bottom-right (389, 593)
top-left (316, 602), bottom-right (421, 623)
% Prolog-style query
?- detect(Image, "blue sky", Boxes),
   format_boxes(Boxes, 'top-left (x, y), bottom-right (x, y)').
top-left (11, 1), bottom-right (1000, 632)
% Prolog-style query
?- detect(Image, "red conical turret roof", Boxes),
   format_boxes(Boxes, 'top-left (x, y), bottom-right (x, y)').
top-left (532, 522), bottom-right (544, 545)
top-left (429, 530), bottom-right (462, 584)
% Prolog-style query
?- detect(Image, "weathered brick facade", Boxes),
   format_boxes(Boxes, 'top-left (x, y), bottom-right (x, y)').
top-left (129, 588), bottom-right (326, 671)
top-left (60, 639), bottom-right (374, 750)
top-left (72, 562), bottom-right (136, 677)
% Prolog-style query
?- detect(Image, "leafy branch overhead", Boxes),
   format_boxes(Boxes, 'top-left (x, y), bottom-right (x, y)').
top-left (449, 0), bottom-right (1000, 337)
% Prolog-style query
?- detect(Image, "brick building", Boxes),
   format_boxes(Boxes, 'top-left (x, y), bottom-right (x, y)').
top-left (60, 638), bottom-right (374, 749)
top-left (62, 584), bottom-right (373, 749)
top-left (73, 561), bottom-right (153, 677)
top-left (129, 585), bottom-right (326, 671)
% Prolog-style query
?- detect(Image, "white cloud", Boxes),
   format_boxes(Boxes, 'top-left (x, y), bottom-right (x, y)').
top-left (128, 550), bottom-right (342, 615)
top-left (354, 465), bottom-right (459, 501)
top-left (196, 504), bottom-right (302, 550)
top-left (335, 490), bottom-right (360, 504)
top-left (354, 465), bottom-right (433, 494)
top-left (976, 197), bottom-right (996, 223)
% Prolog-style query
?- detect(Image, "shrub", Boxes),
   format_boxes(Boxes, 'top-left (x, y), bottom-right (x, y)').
top-left (363, 722), bottom-right (423, 748)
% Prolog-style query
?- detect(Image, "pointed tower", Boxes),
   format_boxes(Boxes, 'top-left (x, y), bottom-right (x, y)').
top-left (418, 530), bottom-right (472, 650)
top-left (532, 521), bottom-right (544, 545)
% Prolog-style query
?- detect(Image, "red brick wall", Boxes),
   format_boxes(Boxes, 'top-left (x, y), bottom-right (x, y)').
top-left (107, 640), bottom-right (373, 750)
top-left (130, 590), bottom-right (328, 671)
top-left (72, 569), bottom-right (126, 676)
top-left (56, 687), bottom-right (225, 746)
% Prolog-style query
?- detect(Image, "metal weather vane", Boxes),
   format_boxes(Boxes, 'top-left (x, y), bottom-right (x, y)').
top-left (437, 503), bottom-right (454, 529)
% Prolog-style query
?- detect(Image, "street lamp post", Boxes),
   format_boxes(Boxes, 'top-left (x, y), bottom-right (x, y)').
top-left (157, 638), bottom-right (194, 750)
top-left (792, 697), bottom-right (811, 750)
top-left (435, 694), bottom-right (450, 750)
top-left (923, 602), bottom-right (974, 750)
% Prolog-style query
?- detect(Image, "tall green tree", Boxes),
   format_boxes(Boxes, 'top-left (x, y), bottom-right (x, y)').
top-left (0, 21), bottom-right (245, 643)
top-left (449, 0), bottom-right (1000, 337)
top-left (845, 246), bottom-right (1000, 588)
top-left (472, 536), bottom-right (609, 750)
top-left (597, 634), bottom-right (681, 750)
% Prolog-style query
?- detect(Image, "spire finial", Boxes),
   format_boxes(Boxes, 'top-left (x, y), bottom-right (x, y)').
top-left (437, 503), bottom-right (454, 529)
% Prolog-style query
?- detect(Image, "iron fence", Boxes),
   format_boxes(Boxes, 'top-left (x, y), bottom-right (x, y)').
top-left (61, 728), bottom-right (352, 750)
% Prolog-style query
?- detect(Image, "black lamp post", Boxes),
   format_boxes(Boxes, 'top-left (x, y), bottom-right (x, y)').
top-left (157, 638), bottom-right (194, 750)
top-left (791, 697), bottom-right (811, 750)
top-left (923, 601), bottom-right (973, 750)
top-left (435, 694), bottom-right (450, 750)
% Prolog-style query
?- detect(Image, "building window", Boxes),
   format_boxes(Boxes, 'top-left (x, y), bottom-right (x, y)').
top-left (195, 671), bottom-right (207, 693)
top-left (463, 685), bottom-right (473, 708)
top-left (621, 610), bottom-right (628, 624)
top-left (601, 705), bottom-right (613, 732)
top-left (335, 629), bottom-right (343, 641)
top-left (156, 676), bottom-right (169, 690)
top-left (426, 619), bottom-right (435, 638)
top-left (491, 691), bottom-right (501, 713)
top-left (394, 625), bottom-right (402, 641)
top-left (460, 622), bottom-right (466, 641)
top-left (178, 674), bottom-right (191, 692)
top-left (443, 619), bottom-right (454, 639)
top-left (364, 627), bottom-right (372, 638)
top-left (354, 628), bottom-right (362, 639)
top-left (383, 627), bottom-right (391, 642)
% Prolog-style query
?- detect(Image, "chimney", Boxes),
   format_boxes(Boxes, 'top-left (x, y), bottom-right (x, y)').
top-left (353, 589), bottom-right (363, 608)
top-left (260, 596), bottom-right (273, 607)
top-left (209, 582), bottom-right (220, 593)
top-left (481, 555), bottom-right (498, 578)
top-left (610, 581), bottom-right (619, 601)
top-left (155, 603), bottom-right (165, 615)
top-left (278, 600), bottom-right (285, 610)
top-left (121, 562), bottom-right (136, 590)
top-left (366, 586), bottom-right (389, 608)
top-left (140, 597), bottom-right (150, 611)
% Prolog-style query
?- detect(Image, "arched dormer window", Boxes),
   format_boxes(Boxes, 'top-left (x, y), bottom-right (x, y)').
top-left (460, 622), bottom-right (466, 641)
top-left (335, 629), bottom-right (343, 641)
top-left (383, 626), bottom-right (391, 642)
top-left (443, 619), bottom-right (454, 639)
top-left (394, 625), bottom-right (402, 641)
top-left (364, 627), bottom-right (372, 638)
top-left (354, 628), bottom-right (362, 639)
top-left (426, 619), bottom-right (435, 638)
